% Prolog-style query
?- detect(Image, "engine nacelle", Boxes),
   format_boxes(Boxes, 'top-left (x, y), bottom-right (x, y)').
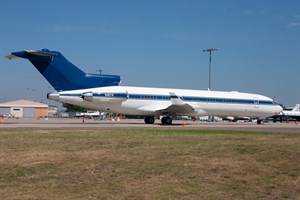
top-left (82, 92), bottom-right (93, 101)
top-left (47, 93), bottom-right (59, 101)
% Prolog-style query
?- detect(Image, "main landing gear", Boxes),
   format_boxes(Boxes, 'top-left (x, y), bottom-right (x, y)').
top-left (144, 116), bottom-right (173, 125)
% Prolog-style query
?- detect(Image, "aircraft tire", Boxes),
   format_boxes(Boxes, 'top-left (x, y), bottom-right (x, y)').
top-left (165, 117), bottom-right (172, 125)
top-left (145, 116), bottom-right (155, 124)
top-left (257, 119), bottom-right (264, 125)
top-left (161, 117), bottom-right (166, 124)
top-left (161, 116), bottom-right (172, 125)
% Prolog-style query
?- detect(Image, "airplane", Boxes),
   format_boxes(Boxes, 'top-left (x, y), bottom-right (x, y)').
top-left (271, 104), bottom-right (300, 122)
top-left (6, 49), bottom-right (283, 125)
top-left (47, 86), bottom-right (282, 125)
top-left (5, 49), bottom-right (121, 91)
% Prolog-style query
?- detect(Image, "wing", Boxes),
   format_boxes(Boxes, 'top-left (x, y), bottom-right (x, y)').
top-left (137, 92), bottom-right (206, 116)
top-left (158, 92), bottom-right (198, 115)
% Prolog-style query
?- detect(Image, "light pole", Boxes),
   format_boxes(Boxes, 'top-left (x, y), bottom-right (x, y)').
top-left (203, 48), bottom-right (218, 90)
top-left (203, 48), bottom-right (218, 122)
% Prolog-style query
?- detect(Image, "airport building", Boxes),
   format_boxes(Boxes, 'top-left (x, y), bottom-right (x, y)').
top-left (0, 99), bottom-right (48, 118)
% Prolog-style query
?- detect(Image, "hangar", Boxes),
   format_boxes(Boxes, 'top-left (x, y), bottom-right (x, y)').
top-left (0, 99), bottom-right (48, 118)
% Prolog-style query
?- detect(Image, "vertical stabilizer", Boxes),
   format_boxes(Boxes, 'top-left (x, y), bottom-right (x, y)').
top-left (6, 49), bottom-right (121, 91)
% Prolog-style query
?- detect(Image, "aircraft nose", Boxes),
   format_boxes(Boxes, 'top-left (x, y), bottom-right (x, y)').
top-left (275, 105), bottom-right (283, 115)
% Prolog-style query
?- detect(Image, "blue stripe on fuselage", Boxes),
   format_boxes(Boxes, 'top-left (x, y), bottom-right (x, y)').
top-left (60, 93), bottom-right (275, 105)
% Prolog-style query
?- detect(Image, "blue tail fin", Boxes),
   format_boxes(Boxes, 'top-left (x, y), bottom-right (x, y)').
top-left (6, 49), bottom-right (121, 91)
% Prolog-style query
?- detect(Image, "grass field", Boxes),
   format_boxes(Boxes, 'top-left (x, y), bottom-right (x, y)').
top-left (0, 128), bottom-right (299, 200)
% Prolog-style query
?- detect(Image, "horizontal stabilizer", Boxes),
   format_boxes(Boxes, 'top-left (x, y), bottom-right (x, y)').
top-left (5, 54), bottom-right (19, 59)
top-left (24, 50), bottom-right (56, 57)
top-left (6, 49), bottom-right (56, 60)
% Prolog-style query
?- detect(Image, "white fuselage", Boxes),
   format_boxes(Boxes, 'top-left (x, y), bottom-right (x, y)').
top-left (48, 86), bottom-right (282, 119)
top-left (280, 110), bottom-right (300, 118)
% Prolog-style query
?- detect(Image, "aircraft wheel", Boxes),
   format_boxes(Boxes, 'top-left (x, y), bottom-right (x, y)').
top-left (161, 117), bottom-right (167, 124)
top-left (161, 116), bottom-right (172, 125)
top-left (257, 119), bottom-right (264, 125)
top-left (145, 116), bottom-right (155, 124)
top-left (165, 117), bottom-right (172, 125)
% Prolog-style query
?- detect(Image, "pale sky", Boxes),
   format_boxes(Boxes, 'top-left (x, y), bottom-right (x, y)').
top-left (0, 0), bottom-right (299, 107)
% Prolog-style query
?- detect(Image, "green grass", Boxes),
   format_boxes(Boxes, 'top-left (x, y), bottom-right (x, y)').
top-left (0, 128), bottom-right (299, 199)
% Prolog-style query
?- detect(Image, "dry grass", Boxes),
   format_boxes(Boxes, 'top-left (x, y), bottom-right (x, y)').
top-left (0, 128), bottom-right (299, 199)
